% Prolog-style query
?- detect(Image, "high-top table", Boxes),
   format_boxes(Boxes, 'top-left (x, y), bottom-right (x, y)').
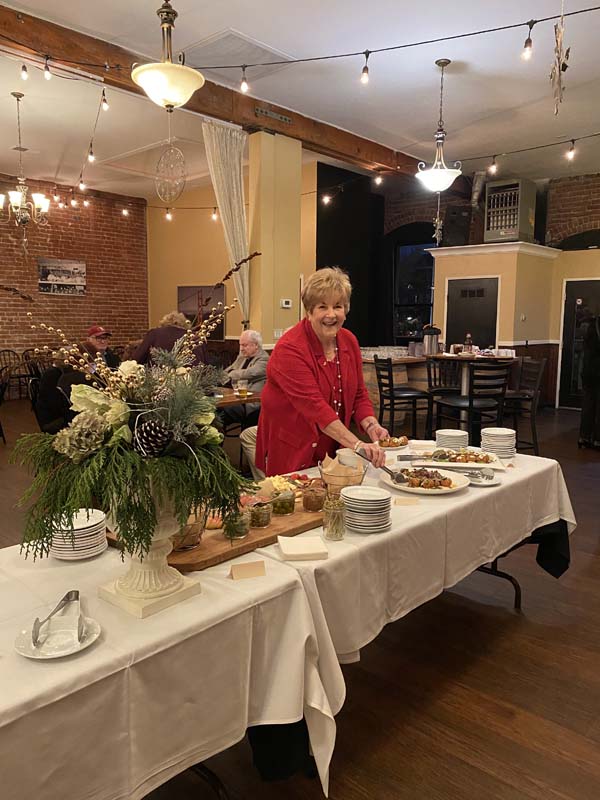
top-left (258, 452), bottom-right (576, 664)
top-left (0, 548), bottom-right (344, 799)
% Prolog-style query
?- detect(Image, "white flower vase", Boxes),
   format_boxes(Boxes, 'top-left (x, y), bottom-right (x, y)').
top-left (99, 499), bottom-right (202, 618)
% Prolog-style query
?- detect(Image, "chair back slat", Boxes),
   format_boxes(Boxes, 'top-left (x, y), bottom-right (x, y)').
top-left (519, 358), bottom-right (546, 395)
top-left (427, 358), bottom-right (461, 391)
top-left (374, 355), bottom-right (395, 395)
top-left (468, 362), bottom-right (511, 402)
top-left (0, 349), bottom-right (19, 369)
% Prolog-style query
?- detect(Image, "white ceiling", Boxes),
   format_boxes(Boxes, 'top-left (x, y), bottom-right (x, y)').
top-left (1, 0), bottom-right (599, 195)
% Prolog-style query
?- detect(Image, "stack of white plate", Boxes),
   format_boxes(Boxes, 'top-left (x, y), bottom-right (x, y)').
top-left (435, 429), bottom-right (469, 450)
top-left (340, 486), bottom-right (392, 533)
top-left (49, 508), bottom-right (108, 560)
top-left (481, 427), bottom-right (517, 459)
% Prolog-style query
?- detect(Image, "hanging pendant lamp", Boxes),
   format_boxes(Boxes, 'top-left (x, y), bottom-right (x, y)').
top-left (132, 1), bottom-right (204, 111)
top-left (416, 59), bottom-right (462, 193)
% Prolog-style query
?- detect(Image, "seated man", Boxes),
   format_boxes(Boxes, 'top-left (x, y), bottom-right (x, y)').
top-left (84, 325), bottom-right (120, 368)
top-left (222, 330), bottom-right (269, 429)
top-left (239, 426), bottom-right (265, 481)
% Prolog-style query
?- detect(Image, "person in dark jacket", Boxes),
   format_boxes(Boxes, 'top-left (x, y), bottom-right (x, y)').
top-left (84, 325), bottom-right (120, 369)
top-left (132, 312), bottom-right (207, 365)
top-left (579, 315), bottom-right (600, 449)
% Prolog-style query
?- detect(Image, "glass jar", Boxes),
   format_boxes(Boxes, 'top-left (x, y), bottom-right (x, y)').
top-left (302, 484), bottom-right (326, 513)
top-left (272, 490), bottom-right (296, 516)
top-left (223, 510), bottom-right (251, 540)
top-left (323, 496), bottom-right (345, 541)
top-left (249, 501), bottom-right (272, 529)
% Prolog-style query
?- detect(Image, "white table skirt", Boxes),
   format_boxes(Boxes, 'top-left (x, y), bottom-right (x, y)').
top-left (259, 455), bottom-right (576, 663)
top-left (0, 547), bottom-right (345, 799)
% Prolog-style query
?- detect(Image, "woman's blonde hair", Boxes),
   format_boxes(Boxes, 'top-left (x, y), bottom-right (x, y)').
top-left (301, 267), bottom-right (352, 313)
top-left (159, 311), bottom-right (189, 329)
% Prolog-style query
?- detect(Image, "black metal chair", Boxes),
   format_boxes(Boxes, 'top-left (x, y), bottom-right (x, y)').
top-left (0, 349), bottom-right (28, 399)
top-left (434, 361), bottom-right (511, 445)
top-left (504, 358), bottom-right (546, 455)
top-left (0, 365), bottom-right (9, 444)
top-left (374, 355), bottom-right (431, 439)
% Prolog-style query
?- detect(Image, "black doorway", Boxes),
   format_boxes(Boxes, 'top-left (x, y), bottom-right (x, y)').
top-left (446, 277), bottom-right (499, 350)
top-left (559, 279), bottom-right (600, 408)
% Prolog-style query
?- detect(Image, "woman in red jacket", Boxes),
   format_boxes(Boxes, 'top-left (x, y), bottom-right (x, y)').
top-left (256, 268), bottom-right (388, 475)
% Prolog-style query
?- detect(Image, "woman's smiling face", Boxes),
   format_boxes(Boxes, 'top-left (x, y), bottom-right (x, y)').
top-left (307, 295), bottom-right (347, 344)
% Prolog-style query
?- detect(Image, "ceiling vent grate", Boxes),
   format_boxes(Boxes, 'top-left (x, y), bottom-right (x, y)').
top-left (184, 29), bottom-right (293, 86)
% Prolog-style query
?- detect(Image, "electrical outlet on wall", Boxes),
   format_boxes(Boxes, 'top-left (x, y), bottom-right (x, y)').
top-left (280, 299), bottom-right (292, 309)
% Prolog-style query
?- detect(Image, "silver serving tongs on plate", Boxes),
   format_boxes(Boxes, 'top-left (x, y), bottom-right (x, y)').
top-left (32, 589), bottom-right (80, 647)
top-left (355, 448), bottom-right (407, 484)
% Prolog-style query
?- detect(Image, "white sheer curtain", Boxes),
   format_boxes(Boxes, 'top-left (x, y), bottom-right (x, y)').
top-left (202, 121), bottom-right (250, 327)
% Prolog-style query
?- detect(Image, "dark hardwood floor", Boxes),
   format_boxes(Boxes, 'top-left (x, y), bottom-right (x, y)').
top-left (1, 400), bottom-right (599, 800)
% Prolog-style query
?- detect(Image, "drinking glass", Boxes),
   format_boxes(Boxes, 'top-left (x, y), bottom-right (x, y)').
top-left (237, 380), bottom-right (249, 398)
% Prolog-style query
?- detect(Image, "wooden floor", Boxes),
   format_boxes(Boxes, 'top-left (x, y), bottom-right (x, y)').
top-left (2, 400), bottom-right (600, 800)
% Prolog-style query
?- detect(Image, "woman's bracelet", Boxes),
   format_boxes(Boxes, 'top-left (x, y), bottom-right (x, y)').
top-left (353, 440), bottom-right (363, 452)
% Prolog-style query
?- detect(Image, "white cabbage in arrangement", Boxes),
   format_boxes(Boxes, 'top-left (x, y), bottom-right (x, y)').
top-left (118, 360), bottom-right (145, 380)
top-left (69, 384), bottom-right (130, 428)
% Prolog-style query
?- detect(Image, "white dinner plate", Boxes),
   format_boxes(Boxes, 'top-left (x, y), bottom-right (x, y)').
top-left (380, 468), bottom-right (470, 495)
top-left (378, 443), bottom-right (409, 452)
top-left (50, 542), bottom-right (108, 560)
top-left (468, 473), bottom-right (501, 487)
top-left (341, 486), bottom-right (392, 502)
top-left (15, 617), bottom-right (102, 660)
top-left (346, 523), bottom-right (392, 533)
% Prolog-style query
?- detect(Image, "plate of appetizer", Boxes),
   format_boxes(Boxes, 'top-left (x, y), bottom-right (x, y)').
top-left (380, 467), bottom-right (470, 495)
top-left (412, 447), bottom-right (506, 471)
top-left (378, 435), bottom-right (409, 451)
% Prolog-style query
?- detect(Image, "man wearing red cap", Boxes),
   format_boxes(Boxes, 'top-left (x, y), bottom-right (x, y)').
top-left (84, 325), bottom-right (120, 368)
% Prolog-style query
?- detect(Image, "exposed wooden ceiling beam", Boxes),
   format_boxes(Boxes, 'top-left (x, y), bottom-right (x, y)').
top-left (0, 3), bottom-right (417, 174)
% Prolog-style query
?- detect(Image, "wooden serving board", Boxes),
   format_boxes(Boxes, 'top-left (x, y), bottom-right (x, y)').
top-left (106, 503), bottom-right (323, 573)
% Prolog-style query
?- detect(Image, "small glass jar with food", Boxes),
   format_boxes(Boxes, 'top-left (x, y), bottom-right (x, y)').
top-left (271, 490), bottom-right (296, 516)
top-left (249, 500), bottom-right (272, 528)
top-left (223, 509), bottom-right (251, 540)
top-left (323, 496), bottom-right (345, 540)
top-left (302, 483), bottom-right (326, 513)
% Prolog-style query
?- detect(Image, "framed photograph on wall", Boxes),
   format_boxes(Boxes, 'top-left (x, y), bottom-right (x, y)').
top-left (38, 258), bottom-right (86, 296)
top-left (178, 285), bottom-right (225, 340)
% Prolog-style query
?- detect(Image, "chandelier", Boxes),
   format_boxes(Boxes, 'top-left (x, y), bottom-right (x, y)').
top-left (132, 1), bottom-right (205, 111)
top-left (415, 59), bottom-right (462, 193)
top-left (0, 92), bottom-right (50, 234)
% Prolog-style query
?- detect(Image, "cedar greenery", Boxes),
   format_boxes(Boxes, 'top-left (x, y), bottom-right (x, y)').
top-left (12, 434), bottom-right (251, 559)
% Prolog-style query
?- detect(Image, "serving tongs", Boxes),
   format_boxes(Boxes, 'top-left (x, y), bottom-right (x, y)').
top-left (355, 448), bottom-right (407, 484)
top-left (32, 589), bottom-right (82, 647)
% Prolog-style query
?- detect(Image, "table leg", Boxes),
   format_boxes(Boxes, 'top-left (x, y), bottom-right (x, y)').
top-left (189, 763), bottom-right (233, 799)
top-left (476, 559), bottom-right (522, 610)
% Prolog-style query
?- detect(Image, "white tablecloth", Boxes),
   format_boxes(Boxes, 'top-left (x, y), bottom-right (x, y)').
top-left (0, 547), bottom-right (345, 799)
top-left (259, 455), bottom-right (576, 663)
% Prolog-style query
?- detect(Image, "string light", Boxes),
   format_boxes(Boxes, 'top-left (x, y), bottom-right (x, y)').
top-left (211, 207), bottom-right (218, 221)
top-left (122, 208), bottom-right (129, 216)
top-left (58, 201), bottom-right (65, 208)
top-left (240, 66), bottom-right (249, 94)
top-left (322, 194), bottom-right (332, 205)
top-left (374, 174), bottom-right (383, 185)
top-left (461, 130), bottom-right (600, 167)
top-left (488, 156), bottom-right (498, 174)
top-left (78, 178), bottom-right (86, 191)
top-left (20, 64), bottom-right (28, 81)
top-left (101, 89), bottom-right (109, 111)
top-left (83, 199), bottom-right (90, 207)
top-left (70, 196), bottom-right (78, 207)
top-left (52, 188), bottom-right (60, 202)
top-left (165, 208), bottom-right (173, 221)
top-left (566, 139), bottom-right (576, 160)
top-left (522, 20), bottom-right (535, 60)
top-left (360, 51), bottom-right (370, 85)
top-left (44, 56), bottom-right (51, 80)
top-left (87, 147), bottom-right (95, 163)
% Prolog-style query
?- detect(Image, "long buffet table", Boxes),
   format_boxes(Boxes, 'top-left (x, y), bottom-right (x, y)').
top-left (0, 451), bottom-right (576, 798)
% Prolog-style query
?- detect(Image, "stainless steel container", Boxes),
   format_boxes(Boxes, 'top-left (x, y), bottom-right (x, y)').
top-left (422, 325), bottom-right (441, 356)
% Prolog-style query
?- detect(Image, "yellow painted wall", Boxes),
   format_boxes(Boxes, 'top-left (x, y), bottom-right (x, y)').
top-left (549, 250), bottom-right (600, 341)
top-left (514, 253), bottom-right (554, 342)
top-left (147, 159), bottom-right (317, 339)
top-left (432, 251), bottom-right (518, 343)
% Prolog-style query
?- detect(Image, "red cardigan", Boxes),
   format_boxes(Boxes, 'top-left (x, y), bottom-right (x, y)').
top-left (256, 318), bottom-right (375, 475)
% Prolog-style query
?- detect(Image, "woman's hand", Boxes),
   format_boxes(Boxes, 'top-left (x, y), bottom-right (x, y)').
top-left (367, 423), bottom-right (389, 442)
top-left (356, 441), bottom-right (386, 468)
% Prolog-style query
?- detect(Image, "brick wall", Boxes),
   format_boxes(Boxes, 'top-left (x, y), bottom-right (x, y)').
top-left (0, 175), bottom-right (148, 353)
top-left (546, 173), bottom-right (600, 246)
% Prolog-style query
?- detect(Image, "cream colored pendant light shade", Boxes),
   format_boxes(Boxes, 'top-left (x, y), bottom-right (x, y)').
top-left (132, 1), bottom-right (204, 110)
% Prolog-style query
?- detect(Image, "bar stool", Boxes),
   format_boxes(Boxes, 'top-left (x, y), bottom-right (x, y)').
top-left (434, 361), bottom-right (511, 445)
top-left (374, 355), bottom-right (431, 439)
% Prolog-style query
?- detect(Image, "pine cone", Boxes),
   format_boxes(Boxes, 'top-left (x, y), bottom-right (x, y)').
top-left (133, 419), bottom-right (172, 457)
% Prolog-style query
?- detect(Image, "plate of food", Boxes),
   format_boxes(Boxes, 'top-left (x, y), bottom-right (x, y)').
top-left (412, 448), bottom-right (506, 471)
top-left (378, 435), bottom-right (409, 451)
top-left (380, 467), bottom-right (470, 495)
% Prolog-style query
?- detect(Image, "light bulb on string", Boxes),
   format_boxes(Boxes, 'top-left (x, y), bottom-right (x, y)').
top-left (44, 56), bottom-right (52, 80)
top-left (53, 188), bottom-right (60, 202)
top-left (83, 199), bottom-right (90, 207)
top-left (566, 140), bottom-right (576, 161)
top-left (101, 89), bottom-right (109, 111)
top-left (211, 207), bottom-right (218, 221)
top-left (322, 194), bottom-right (332, 205)
top-left (488, 156), bottom-right (498, 175)
top-left (70, 197), bottom-right (78, 207)
top-left (88, 147), bottom-right (95, 163)
top-left (122, 208), bottom-right (129, 216)
top-left (79, 179), bottom-right (86, 191)
top-left (240, 66), bottom-right (249, 94)
top-left (165, 208), bottom-right (173, 221)
top-left (361, 51), bottom-right (370, 85)
top-left (58, 201), bottom-right (65, 208)
top-left (20, 64), bottom-right (28, 81)
top-left (374, 174), bottom-right (383, 186)
top-left (521, 20), bottom-right (535, 61)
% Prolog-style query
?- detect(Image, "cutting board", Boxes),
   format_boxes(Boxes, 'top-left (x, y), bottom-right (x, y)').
top-left (106, 504), bottom-right (324, 573)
